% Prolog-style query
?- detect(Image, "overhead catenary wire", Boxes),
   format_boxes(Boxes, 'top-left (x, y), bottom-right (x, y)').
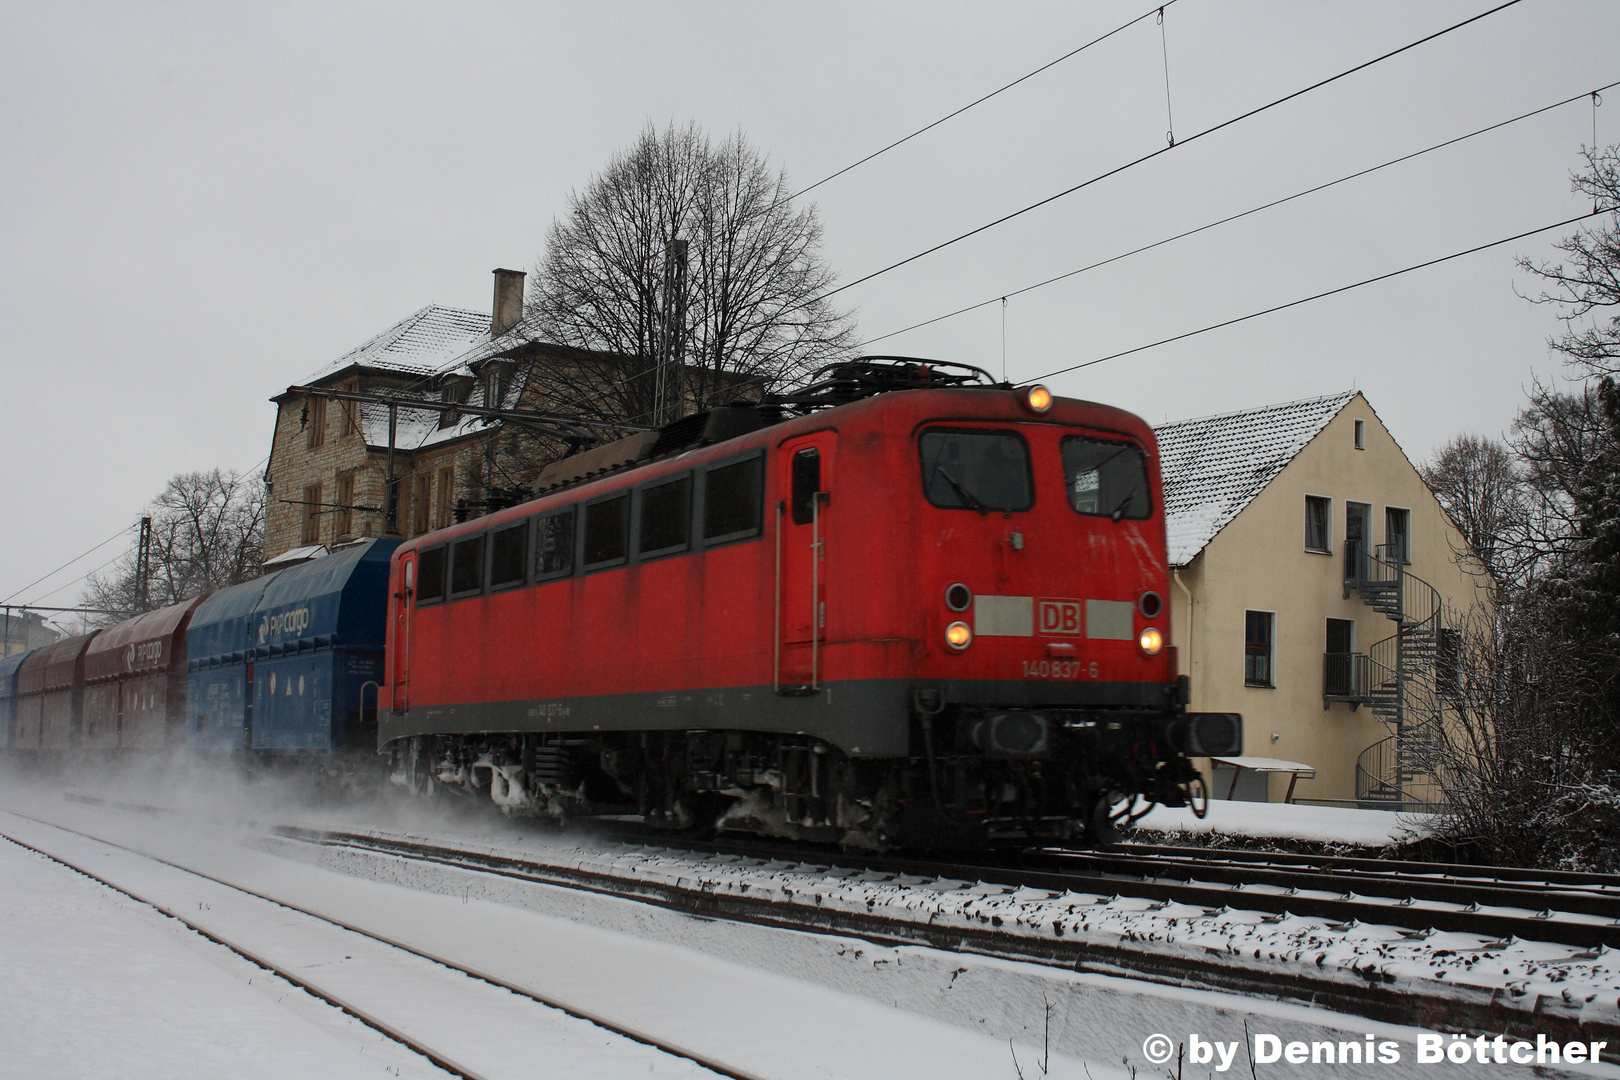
top-left (1, 523), bottom-right (139, 606)
top-left (788, 1), bottom-right (1180, 202)
top-left (808, 0), bottom-right (1526, 308)
top-left (1028, 210), bottom-right (1609, 383)
top-left (859, 78), bottom-right (1620, 348)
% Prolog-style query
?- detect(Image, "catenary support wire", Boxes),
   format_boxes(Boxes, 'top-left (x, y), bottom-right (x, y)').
top-left (1029, 210), bottom-right (1608, 383)
top-left (789, 1), bottom-right (1180, 201)
top-left (858, 77), bottom-right (1620, 348)
top-left (1159, 6), bottom-right (1175, 146)
top-left (806, 0), bottom-right (1525, 309)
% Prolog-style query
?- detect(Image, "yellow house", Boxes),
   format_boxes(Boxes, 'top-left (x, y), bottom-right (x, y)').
top-left (1156, 391), bottom-right (1490, 806)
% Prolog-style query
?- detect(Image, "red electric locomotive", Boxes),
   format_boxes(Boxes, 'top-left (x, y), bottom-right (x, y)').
top-left (379, 360), bottom-right (1240, 847)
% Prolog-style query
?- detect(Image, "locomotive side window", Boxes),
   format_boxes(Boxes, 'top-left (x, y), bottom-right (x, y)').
top-left (488, 520), bottom-right (529, 590)
top-left (535, 507), bottom-right (576, 579)
top-left (639, 475), bottom-right (692, 557)
top-left (790, 448), bottom-right (820, 525)
top-left (918, 429), bottom-right (1033, 513)
top-left (416, 546), bottom-right (447, 605)
top-left (583, 493), bottom-right (630, 569)
top-left (1061, 437), bottom-right (1151, 520)
top-left (703, 455), bottom-right (764, 542)
top-left (450, 534), bottom-right (486, 596)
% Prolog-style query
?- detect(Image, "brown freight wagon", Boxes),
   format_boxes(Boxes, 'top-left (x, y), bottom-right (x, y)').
top-left (82, 597), bottom-right (206, 749)
top-left (14, 632), bottom-right (100, 750)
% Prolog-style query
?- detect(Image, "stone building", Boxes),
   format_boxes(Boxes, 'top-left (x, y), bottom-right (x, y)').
top-left (265, 270), bottom-right (589, 561)
top-left (1158, 391), bottom-right (1491, 807)
top-left (263, 270), bottom-right (721, 564)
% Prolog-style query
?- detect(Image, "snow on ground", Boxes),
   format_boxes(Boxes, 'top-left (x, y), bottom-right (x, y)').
top-left (1, 763), bottom-right (1613, 1080)
top-left (0, 798), bottom-right (1127, 1080)
top-left (0, 834), bottom-right (444, 1080)
top-left (1133, 798), bottom-right (1435, 846)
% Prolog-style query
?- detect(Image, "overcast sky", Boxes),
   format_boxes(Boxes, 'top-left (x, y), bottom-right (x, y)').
top-left (3, 0), bottom-right (1617, 613)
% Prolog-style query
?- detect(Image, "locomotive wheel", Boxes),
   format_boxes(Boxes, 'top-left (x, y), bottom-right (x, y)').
top-left (1087, 792), bottom-right (1126, 846)
top-left (1184, 775), bottom-right (1209, 819)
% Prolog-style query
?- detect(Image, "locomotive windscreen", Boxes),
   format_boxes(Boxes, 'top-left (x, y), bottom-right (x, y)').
top-left (1061, 436), bottom-right (1151, 520)
top-left (918, 429), bottom-right (1033, 512)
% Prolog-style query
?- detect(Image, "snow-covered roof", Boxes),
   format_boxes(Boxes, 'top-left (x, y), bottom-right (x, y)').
top-left (303, 305), bottom-right (490, 384)
top-left (1154, 390), bottom-right (1357, 566)
top-left (353, 350), bottom-right (533, 453)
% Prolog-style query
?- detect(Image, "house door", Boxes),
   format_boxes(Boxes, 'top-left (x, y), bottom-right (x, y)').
top-left (1325, 618), bottom-right (1355, 696)
top-left (1345, 502), bottom-right (1372, 581)
top-left (391, 553), bottom-right (415, 713)
top-left (777, 434), bottom-right (835, 691)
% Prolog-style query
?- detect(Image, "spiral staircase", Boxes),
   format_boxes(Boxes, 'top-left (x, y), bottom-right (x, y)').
top-left (1324, 542), bottom-right (1447, 809)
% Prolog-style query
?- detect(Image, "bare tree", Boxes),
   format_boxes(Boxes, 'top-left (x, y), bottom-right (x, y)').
top-left (527, 121), bottom-right (856, 425)
top-left (1427, 602), bottom-right (1620, 871)
top-left (1516, 144), bottom-right (1620, 378)
top-left (83, 469), bottom-right (266, 624)
top-left (1501, 380), bottom-right (1620, 585)
top-left (1419, 434), bottom-right (1524, 588)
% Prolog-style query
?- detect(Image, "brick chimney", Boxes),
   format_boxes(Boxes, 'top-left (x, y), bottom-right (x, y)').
top-left (491, 268), bottom-right (526, 337)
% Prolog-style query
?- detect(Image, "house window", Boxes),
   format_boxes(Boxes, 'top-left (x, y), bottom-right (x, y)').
top-left (1304, 495), bottom-right (1331, 553)
top-left (1354, 419), bottom-right (1365, 450)
top-left (305, 395), bottom-right (327, 449)
top-left (334, 471), bottom-right (355, 537)
top-left (301, 482), bottom-right (322, 545)
top-left (436, 467), bottom-right (455, 529)
top-left (1385, 507), bottom-right (1411, 564)
top-left (1244, 611), bottom-right (1274, 688)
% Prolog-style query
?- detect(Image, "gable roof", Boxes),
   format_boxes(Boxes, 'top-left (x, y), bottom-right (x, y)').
top-left (303, 304), bottom-right (490, 384)
top-left (1155, 390), bottom-right (1357, 567)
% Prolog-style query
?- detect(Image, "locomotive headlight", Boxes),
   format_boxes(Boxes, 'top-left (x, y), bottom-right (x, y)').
top-left (1138, 627), bottom-right (1163, 655)
top-left (945, 621), bottom-right (973, 650)
top-left (1020, 384), bottom-right (1053, 413)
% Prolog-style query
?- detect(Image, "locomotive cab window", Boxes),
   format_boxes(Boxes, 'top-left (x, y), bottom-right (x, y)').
top-left (450, 534), bottom-right (486, 597)
top-left (1061, 437), bottom-right (1150, 520)
top-left (918, 429), bottom-right (1032, 513)
top-left (702, 454), bottom-right (764, 543)
top-left (535, 507), bottom-right (576, 579)
top-left (415, 546), bottom-right (447, 606)
top-left (488, 520), bottom-right (529, 591)
top-left (583, 493), bottom-right (630, 569)
top-left (639, 475), bottom-right (692, 558)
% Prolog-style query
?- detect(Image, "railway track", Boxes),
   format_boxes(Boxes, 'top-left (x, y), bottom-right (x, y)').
top-left (0, 812), bottom-right (762, 1080)
top-left (267, 822), bottom-right (1620, 1059)
top-left (568, 823), bottom-right (1620, 950)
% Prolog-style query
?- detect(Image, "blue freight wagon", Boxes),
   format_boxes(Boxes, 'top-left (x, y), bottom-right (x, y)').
top-left (186, 539), bottom-right (398, 755)
top-left (0, 650), bottom-right (30, 750)
top-left (187, 571), bottom-right (277, 752)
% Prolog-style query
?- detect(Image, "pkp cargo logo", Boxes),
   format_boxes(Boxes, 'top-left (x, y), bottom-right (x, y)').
top-left (124, 640), bottom-right (163, 670)
top-left (258, 606), bottom-right (311, 644)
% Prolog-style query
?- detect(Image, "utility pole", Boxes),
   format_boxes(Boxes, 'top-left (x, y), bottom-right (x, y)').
top-left (134, 516), bottom-right (152, 609)
top-left (385, 401), bottom-right (399, 535)
top-left (655, 237), bottom-right (689, 426)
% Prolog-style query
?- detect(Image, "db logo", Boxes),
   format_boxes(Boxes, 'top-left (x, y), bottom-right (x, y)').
top-left (1038, 598), bottom-right (1082, 636)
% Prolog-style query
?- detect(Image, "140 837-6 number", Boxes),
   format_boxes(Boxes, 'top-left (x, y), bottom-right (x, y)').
top-left (1021, 659), bottom-right (1099, 679)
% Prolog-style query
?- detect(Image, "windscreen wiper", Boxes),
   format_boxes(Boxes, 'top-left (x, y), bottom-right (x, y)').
top-left (1110, 486), bottom-right (1142, 521)
top-left (937, 468), bottom-right (990, 514)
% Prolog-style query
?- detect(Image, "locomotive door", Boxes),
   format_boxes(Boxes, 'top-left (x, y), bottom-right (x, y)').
top-left (776, 433), bottom-right (836, 691)
top-left (391, 553), bottom-right (414, 712)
